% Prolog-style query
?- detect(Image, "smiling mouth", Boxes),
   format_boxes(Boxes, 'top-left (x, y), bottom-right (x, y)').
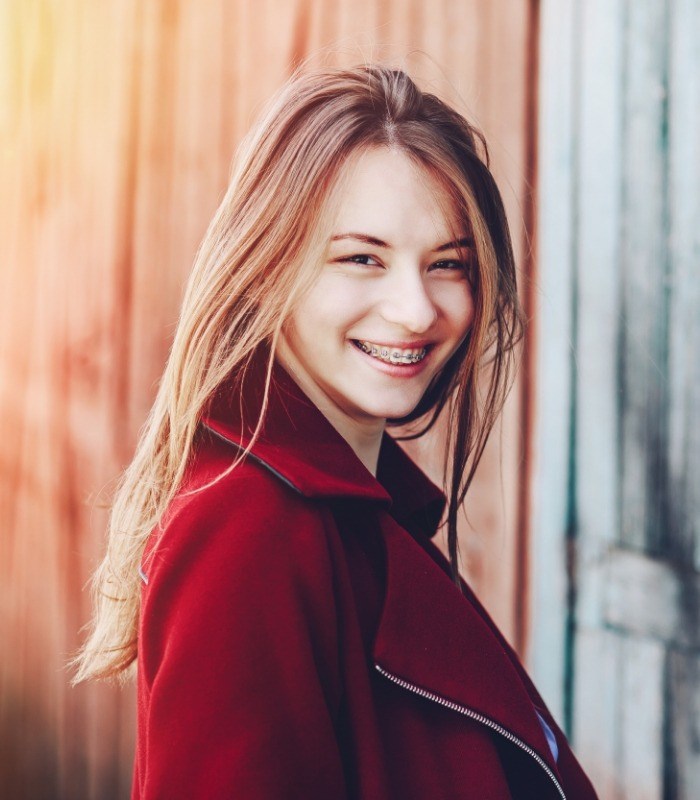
top-left (352, 340), bottom-right (429, 365)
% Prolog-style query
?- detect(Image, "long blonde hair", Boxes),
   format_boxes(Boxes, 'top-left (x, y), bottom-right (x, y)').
top-left (73, 63), bottom-right (523, 683)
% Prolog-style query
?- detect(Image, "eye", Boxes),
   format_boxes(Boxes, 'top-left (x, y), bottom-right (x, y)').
top-left (335, 254), bottom-right (383, 267)
top-left (430, 259), bottom-right (470, 273)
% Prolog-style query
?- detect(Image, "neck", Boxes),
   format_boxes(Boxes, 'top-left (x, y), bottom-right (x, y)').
top-left (337, 420), bottom-right (384, 477)
top-left (274, 351), bottom-right (385, 476)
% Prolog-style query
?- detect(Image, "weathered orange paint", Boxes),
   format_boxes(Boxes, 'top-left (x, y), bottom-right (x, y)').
top-left (0, 1), bottom-right (533, 795)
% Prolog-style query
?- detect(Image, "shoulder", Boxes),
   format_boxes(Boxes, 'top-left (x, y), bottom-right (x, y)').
top-left (135, 430), bottom-right (347, 765)
top-left (144, 428), bottom-right (332, 581)
top-left (138, 429), bottom-right (341, 683)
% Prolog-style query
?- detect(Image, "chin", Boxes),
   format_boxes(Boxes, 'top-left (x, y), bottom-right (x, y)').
top-left (355, 398), bottom-right (423, 422)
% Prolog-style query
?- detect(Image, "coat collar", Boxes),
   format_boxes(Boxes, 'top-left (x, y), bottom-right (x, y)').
top-left (201, 352), bottom-right (563, 791)
top-left (201, 353), bottom-right (446, 539)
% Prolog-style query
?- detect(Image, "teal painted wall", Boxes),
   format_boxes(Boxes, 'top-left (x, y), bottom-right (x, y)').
top-left (533, 0), bottom-right (700, 797)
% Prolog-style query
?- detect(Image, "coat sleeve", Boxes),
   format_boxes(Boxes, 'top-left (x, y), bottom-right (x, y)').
top-left (134, 463), bottom-right (347, 800)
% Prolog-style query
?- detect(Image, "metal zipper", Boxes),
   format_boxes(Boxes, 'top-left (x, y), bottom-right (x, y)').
top-left (375, 663), bottom-right (567, 800)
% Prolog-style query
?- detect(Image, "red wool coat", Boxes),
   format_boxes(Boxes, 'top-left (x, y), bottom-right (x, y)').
top-left (132, 359), bottom-right (598, 799)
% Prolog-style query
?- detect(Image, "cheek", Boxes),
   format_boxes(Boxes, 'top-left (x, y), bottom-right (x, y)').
top-left (437, 284), bottom-right (476, 336)
top-left (302, 278), bottom-right (372, 336)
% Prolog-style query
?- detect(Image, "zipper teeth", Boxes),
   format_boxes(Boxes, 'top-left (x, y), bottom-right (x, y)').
top-left (375, 664), bottom-right (566, 800)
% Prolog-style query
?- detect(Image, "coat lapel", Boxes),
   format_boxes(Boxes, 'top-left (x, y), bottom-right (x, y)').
top-left (372, 513), bottom-right (562, 781)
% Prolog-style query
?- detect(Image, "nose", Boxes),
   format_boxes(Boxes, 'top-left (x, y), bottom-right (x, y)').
top-left (377, 269), bottom-right (438, 334)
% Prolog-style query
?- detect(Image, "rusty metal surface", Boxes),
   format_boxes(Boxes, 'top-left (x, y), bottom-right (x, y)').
top-left (0, 1), bottom-right (532, 796)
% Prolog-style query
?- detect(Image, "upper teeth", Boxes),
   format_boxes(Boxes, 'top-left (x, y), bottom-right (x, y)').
top-left (356, 340), bottom-right (427, 364)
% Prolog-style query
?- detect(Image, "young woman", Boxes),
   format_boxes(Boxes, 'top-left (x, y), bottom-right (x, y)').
top-left (75, 64), bottom-right (598, 799)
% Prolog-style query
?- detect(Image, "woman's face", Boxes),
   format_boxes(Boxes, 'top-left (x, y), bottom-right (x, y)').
top-left (278, 146), bottom-right (475, 431)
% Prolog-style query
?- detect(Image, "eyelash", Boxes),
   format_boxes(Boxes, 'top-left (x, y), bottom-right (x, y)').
top-left (337, 254), bottom-right (471, 273)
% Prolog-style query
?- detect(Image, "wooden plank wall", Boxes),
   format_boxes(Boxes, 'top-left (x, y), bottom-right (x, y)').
top-left (0, 1), bottom-right (534, 797)
top-left (534, 0), bottom-right (700, 797)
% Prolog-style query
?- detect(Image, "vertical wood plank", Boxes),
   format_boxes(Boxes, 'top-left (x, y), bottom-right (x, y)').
top-left (667, 0), bottom-right (700, 568)
top-left (619, 635), bottom-right (665, 799)
top-left (619, 0), bottom-right (670, 554)
top-left (572, 627), bottom-right (621, 799)
top-left (667, 650), bottom-right (700, 799)
top-left (528, 0), bottom-right (577, 721)
top-left (574, 0), bottom-right (623, 628)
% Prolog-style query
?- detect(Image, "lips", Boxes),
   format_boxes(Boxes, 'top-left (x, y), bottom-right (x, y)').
top-left (352, 339), bottom-right (429, 365)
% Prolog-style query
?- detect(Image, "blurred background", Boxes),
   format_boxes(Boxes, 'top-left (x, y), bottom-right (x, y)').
top-left (1, 0), bottom-right (698, 798)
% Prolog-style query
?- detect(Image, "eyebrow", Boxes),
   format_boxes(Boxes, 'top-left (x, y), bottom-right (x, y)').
top-left (331, 233), bottom-right (474, 251)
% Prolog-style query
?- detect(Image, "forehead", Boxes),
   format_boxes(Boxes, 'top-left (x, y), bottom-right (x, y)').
top-left (328, 146), bottom-right (462, 245)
